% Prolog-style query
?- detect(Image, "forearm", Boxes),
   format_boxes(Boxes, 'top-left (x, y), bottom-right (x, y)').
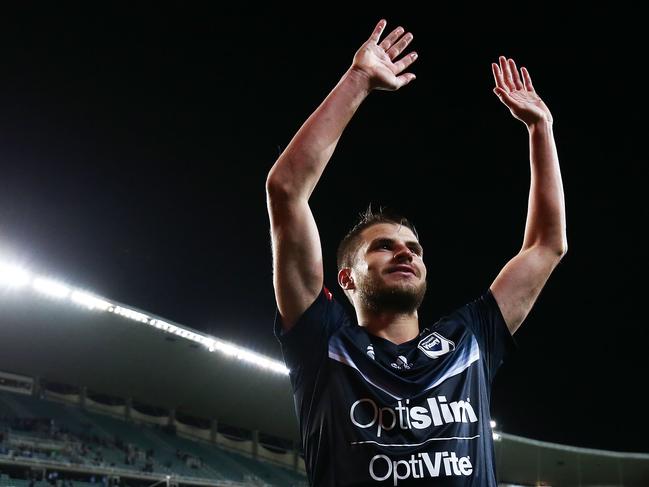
top-left (521, 120), bottom-right (567, 255)
top-left (266, 68), bottom-right (371, 200)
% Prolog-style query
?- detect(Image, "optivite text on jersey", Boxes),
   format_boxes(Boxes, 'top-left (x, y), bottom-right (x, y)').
top-left (369, 451), bottom-right (473, 485)
top-left (350, 396), bottom-right (478, 437)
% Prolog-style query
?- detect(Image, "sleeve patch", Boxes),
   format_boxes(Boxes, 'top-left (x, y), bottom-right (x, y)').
top-left (323, 286), bottom-right (333, 301)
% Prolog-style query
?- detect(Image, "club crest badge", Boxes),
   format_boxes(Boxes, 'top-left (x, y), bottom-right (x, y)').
top-left (418, 332), bottom-right (456, 359)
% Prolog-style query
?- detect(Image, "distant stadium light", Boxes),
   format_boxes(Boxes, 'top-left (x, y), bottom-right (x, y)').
top-left (111, 305), bottom-right (150, 323)
top-left (32, 277), bottom-right (70, 299)
top-left (1, 257), bottom-right (290, 376)
top-left (71, 291), bottom-right (112, 311)
top-left (236, 348), bottom-right (289, 374)
top-left (202, 338), bottom-right (217, 352)
top-left (215, 340), bottom-right (239, 357)
top-left (0, 263), bottom-right (31, 288)
top-left (492, 432), bottom-right (501, 441)
top-left (490, 420), bottom-right (497, 429)
top-left (150, 319), bottom-right (173, 332)
top-left (186, 331), bottom-right (203, 342)
top-left (211, 339), bottom-right (289, 374)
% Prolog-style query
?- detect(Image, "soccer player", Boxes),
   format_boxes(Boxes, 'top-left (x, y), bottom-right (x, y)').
top-left (265, 19), bottom-right (566, 486)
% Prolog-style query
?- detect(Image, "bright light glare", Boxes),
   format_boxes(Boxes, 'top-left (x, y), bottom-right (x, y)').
top-left (111, 306), bottom-right (149, 323)
top-left (71, 291), bottom-right (112, 311)
top-left (211, 339), bottom-right (289, 374)
top-left (32, 277), bottom-right (70, 299)
top-left (150, 319), bottom-right (177, 333)
top-left (0, 263), bottom-right (31, 288)
top-left (493, 432), bottom-right (501, 441)
top-left (202, 338), bottom-right (216, 352)
top-left (490, 420), bottom-right (497, 429)
top-left (1, 258), bottom-right (290, 376)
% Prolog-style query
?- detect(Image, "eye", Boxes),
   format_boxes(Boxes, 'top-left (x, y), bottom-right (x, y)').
top-left (409, 246), bottom-right (422, 256)
top-left (372, 241), bottom-right (391, 251)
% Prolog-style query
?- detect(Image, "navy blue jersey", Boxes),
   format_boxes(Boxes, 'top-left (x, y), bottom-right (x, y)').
top-left (274, 287), bottom-right (515, 487)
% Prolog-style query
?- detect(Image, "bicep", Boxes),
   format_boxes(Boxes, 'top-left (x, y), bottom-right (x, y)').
top-left (490, 245), bottom-right (564, 334)
top-left (267, 191), bottom-right (324, 332)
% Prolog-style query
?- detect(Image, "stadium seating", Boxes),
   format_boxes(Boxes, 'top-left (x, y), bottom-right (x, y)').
top-left (0, 390), bottom-right (306, 487)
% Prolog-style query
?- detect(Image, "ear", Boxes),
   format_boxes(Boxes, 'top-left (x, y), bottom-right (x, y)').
top-left (338, 268), bottom-right (355, 291)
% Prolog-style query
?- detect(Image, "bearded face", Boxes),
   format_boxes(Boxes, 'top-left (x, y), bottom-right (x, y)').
top-left (355, 269), bottom-right (427, 314)
top-left (348, 223), bottom-right (427, 314)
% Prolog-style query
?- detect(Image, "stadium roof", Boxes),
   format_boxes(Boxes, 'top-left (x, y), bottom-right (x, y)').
top-left (0, 284), bottom-right (299, 441)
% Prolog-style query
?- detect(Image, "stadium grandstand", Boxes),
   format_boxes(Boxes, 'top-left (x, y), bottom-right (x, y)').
top-left (1, 261), bottom-right (648, 486)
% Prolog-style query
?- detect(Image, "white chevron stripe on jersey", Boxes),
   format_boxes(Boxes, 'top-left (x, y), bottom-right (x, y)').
top-left (327, 336), bottom-right (480, 400)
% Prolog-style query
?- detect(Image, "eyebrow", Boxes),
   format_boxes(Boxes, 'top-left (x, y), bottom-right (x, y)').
top-left (369, 237), bottom-right (423, 255)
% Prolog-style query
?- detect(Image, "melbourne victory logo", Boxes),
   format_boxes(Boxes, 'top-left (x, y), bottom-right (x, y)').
top-left (418, 332), bottom-right (455, 359)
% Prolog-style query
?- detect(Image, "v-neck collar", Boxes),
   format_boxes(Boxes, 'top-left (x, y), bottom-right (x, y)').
top-left (365, 328), bottom-right (423, 352)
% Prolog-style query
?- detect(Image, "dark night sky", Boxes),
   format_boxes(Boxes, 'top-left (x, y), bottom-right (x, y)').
top-left (1, 7), bottom-right (647, 453)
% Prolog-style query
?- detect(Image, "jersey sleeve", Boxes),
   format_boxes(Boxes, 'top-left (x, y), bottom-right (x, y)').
top-left (273, 287), bottom-right (350, 392)
top-left (453, 289), bottom-right (516, 382)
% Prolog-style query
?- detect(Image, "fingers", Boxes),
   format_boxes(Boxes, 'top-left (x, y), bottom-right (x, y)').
top-left (508, 59), bottom-right (524, 91)
top-left (368, 19), bottom-right (387, 44)
top-left (493, 56), bottom-right (533, 92)
top-left (492, 62), bottom-right (507, 92)
top-left (521, 67), bottom-right (535, 92)
top-left (379, 25), bottom-right (405, 51)
top-left (395, 73), bottom-right (416, 89)
top-left (371, 20), bottom-right (414, 61)
top-left (393, 51), bottom-right (418, 74)
top-left (499, 56), bottom-right (517, 91)
top-left (493, 86), bottom-right (512, 104)
top-left (386, 32), bottom-right (414, 60)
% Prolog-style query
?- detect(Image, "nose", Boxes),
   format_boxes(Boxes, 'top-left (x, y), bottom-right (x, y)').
top-left (393, 244), bottom-right (415, 262)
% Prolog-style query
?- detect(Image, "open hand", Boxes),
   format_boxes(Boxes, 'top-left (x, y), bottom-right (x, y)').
top-left (492, 56), bottom-right (553, 126)
top-left (351, 19), bottom-right (418, 91)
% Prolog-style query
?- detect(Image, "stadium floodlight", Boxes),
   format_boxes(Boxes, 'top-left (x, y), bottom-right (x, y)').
top-left (202, 337), bottom-right (217, 352)
top-left (32, 277), bottom-right (70, 299)
top-left (238, 349), bottom-right (289, 374)
top-left (214, 340), bottom-right (239, 357)
top-left (111, 305), bottom-right (150, 323)
top-left (0, 263), bottom-right (31, 288)
top-left (150, 319), bottom-right (175, 332)
top-left (490, 420), bottom-right (497, 429)
top-left (145, 321), bottom-right (288, 374)
top-left (71, 291), bottom-right (112, 311)
top-left (2, 256), bottom-right (290, 376)
top-left (211, 338), bottom-right (289, 374)
top-left (185, 331), bottom-right (203, 342)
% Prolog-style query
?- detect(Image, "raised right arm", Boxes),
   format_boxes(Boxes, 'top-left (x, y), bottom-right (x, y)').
top-left (265, 19), bottom-right (418, 331)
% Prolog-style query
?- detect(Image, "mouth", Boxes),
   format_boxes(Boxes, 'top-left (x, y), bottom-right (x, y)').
top-left (386, 265), bottom-right (417, 276)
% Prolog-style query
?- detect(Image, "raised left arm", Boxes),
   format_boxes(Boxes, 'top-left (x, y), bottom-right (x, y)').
top-left (489, 56), bottom-right (567, 334)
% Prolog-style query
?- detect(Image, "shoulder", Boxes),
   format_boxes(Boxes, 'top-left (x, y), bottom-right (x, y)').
top-left (274, 286), bottom-right (354, 345)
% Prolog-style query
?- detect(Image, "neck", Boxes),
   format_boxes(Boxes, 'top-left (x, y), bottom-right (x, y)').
top-left (356, 308), bottom-right (420, 345)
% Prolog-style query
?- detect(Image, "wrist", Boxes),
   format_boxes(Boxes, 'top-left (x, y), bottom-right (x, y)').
top-left (527, 117), bottom-right (554, 132)
top-left (343, 67), bottom-right (374, 97)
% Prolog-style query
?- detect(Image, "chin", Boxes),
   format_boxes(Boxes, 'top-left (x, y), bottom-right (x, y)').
top-left (360, 279), bottom-right (427, 314)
